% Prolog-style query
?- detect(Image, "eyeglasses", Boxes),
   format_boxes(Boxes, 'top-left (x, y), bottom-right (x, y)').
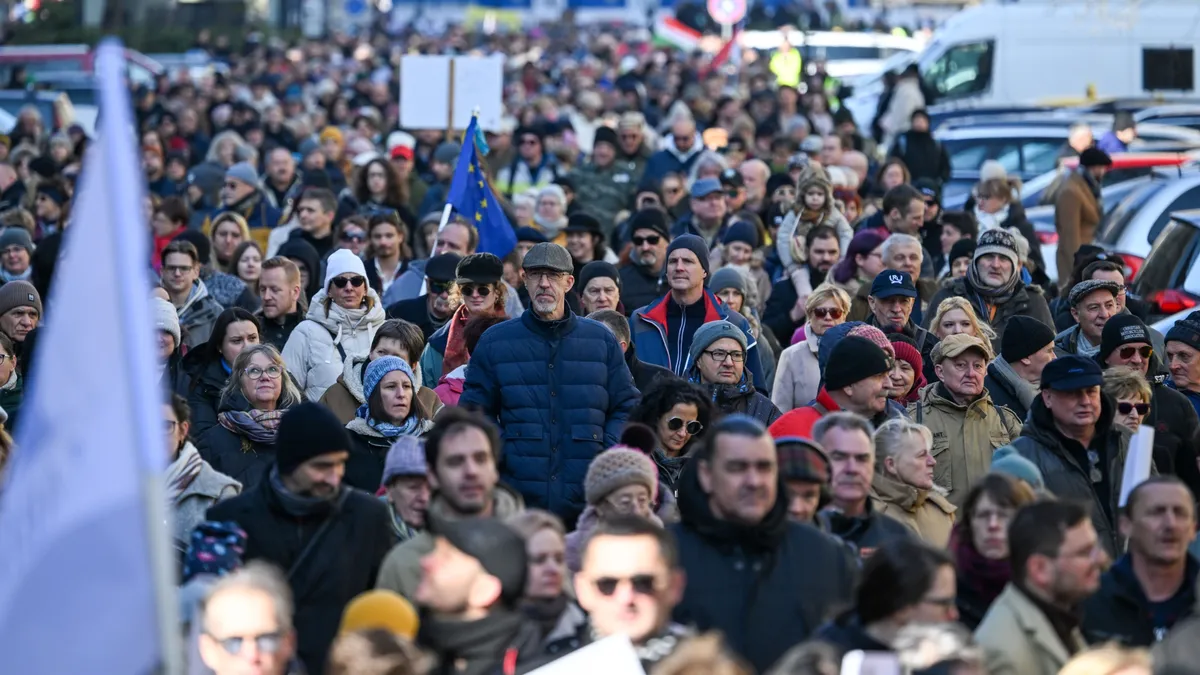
top-left (428, 280), bottom-right (452, 295)
top-left (331, 276), bottom-right (366, 289)
top-left (631, 234), bottom-right (661, 246)
top-left (605, 491), bottom-right (651, 512)
top-left (163, 264), bottom-right (193, 275)
top-left (1117, 345), bottom-right (1153, 360)
top-left (340, 232), bottom-right (365, 242)
top-left (206, 631), bottom-right (284, 656)
top-left (704, 349), bottom-right (745, 363)
top-left (1, 246), bottom-right (26, 256)
top-left (666, 417), bottom-right (703, 435)
top-left (725, 189), bottom-right (740, 199)
top-left (527, 270), bottom-right (566, 283)
top-left (1117, 401), bottom-right (1151, 416)
top-left (164, 420), bottom-right (179, 433)
top-left (460, 284), bottom-right (492, 298)
top-left (244, 365), bottom-right (283, 380)
top-left (920, 595), bottom-right (957, 610)
top-left (592, 574), bottom-right (660, 597)
top-left (810, 307), bottom-right (843, 320)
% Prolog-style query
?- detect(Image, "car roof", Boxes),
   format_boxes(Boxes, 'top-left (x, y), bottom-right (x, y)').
top-left (935, 125), bottom-right (1070, 141)
top-left (1060, 152), bottom-right (1196, 169)
top-left (1169, 209), bottom-right (1200, 230)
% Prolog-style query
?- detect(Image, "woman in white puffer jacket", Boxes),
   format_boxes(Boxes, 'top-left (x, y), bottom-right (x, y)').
top-left (282, 249), bottom-right (386, 401)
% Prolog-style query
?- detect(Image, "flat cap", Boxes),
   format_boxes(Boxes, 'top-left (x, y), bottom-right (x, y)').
top-left (521, 242), bottom-right (573, 273)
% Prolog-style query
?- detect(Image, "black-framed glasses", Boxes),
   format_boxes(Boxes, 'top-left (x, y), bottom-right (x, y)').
top-left (331, 276), bottom-right (366, 289)
top-left (1117, 401), bottom-right (1151, 416)
top-left (667, 417), bottom-right (703, 435)
top-left (1117, 345), bottom-right (1153, 360)
top-left (428, 280), bottom-right (452, 294)
top-left (244, 365), bottom-right (283, 380)
top-left (460, 284), bottom-right (492, 298)
top-left (704, 349), bottom-right (745, 363)
top-left (631, 234), bottom-right (661, 246)
top-left (593, 574), bottom-right (659, 597)
top-left (206, 631), bottom-right (284, 656)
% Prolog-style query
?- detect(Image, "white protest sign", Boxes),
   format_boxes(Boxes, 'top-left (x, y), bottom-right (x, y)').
top-left (1118, 424), bottom-right (1156, 507)
top-left (399, 54), bottom-right (504, 132)
top-left (526, 634), bottom-right (644, 675)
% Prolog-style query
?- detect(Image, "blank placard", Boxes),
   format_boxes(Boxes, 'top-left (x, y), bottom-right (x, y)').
top-left (399, 55), bottom-right (504, 132)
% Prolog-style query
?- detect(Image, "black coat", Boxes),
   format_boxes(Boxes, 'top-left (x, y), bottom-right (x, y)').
top-left (762, 275), bottom-right (801, 347)
top-left (625, 343), bottom-right (672, 393)
top-left (1082, 554), bottom-right (1199, 646)
top-left (670, 460), bottom-right (858, 673)
top-left (160, 349), bottom-right (190, 400)
top-left (206, 480), bottom-right (396, 675)
top-left (418, 610), bottom-right (546, 675)
top-left (386, 294), bottom-right (445, 342)
top-left (1146, 378), bottom-right (1200, 502)
top-left (984, 360), bottom-right (1033, 423)
top-left (258, 310), bottom-right (303, 352)
top-left (1008, 395), bottom-right (1134, 557)
top-left (816, 499), bottom-right (914, 560)
top-left (865, 314), bottom-right (939, 384)
top-left (813, 613), bottom-right (892, 655)
top-left (618, 263), bottom-right (664, 318)
top-left (888, 131), bottom-right (951, 184)
top-left (184, 354), bottom-right (231, 438)
top-left (195, 395), bottom-right (279, 490)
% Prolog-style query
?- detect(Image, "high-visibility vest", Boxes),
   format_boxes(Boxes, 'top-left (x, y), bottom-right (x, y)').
top-left (770, 48), bottom-right (802, 88)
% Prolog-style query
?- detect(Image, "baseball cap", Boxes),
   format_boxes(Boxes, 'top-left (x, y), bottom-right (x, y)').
top-left (931, 333), bottom-right (994, 364)
top-left (691, 177), bottom-right (723, 198)
top-left (1041, 354), bottom-right (1104, 391)
top-left (869, 269), bottom-right (918, 300)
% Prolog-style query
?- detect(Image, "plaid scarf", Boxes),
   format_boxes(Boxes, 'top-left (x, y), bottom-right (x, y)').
top-left (217, 408), bottom-right (285, 445)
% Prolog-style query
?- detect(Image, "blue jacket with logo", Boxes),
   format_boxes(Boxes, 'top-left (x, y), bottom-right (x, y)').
top-left (459, 310), bottom-right (638, 526)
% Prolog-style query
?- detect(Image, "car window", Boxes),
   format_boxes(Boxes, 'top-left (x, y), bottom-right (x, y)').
top-left (1143, 115), bottom-right (1200, 130)
top-left (1103, 167), bottom-right (1157, 185)
top-left (1147, 185), bottom-right (1200, 244)
top-left (924, 40), bottom-right (994, 101)
top-left (1022, 141), bottom-right (1064, 176)
top-left (991, 143), bottom-right (1023, 174)
top-left (944, 140), bottom-right (991, 173)
top-left (1133, 217), bottom-right (1200, 298)
top-left (1096, 181), bottom-right (1168, 245)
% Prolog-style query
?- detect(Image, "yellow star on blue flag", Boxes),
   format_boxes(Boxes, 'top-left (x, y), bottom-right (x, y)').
top-left (446, 116), bottom-right (516, 257)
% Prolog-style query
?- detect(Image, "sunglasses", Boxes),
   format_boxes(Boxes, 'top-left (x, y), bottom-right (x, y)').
top-left (1117, 345), bottom-right (1153, 360)
top-left (341, 232), bottom-right (365, 242)
top-left (206, 631), bottom-right (284, 656)
top-left (1117, 401), bottom-right (1150, 416)
top-left (331, 276), bottom-right (366, 289)
top-left (593, 574), bottom-right (659, 597)
top-left (429, 280), bottom-right (452, 294)
top-left (460, 284), bottom-right (492, 297)
top-left (810, 307), bottom-right (844, 320)
top-left (667, 417), bottom-right (703, 435)
top-left (631, 234), bottom-right (661, 246)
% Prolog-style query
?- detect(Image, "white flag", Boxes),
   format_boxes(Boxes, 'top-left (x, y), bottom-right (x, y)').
top-left (0, 40), bottom-right (177, 674)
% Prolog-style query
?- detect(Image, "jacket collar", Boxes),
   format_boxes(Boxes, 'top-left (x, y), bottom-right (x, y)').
top-left (638, 289), bottom-right (724, 329)
top-left (522, 306), bottom-right (578, 337)
top-left (998, 584), bottom-right (1084, 664)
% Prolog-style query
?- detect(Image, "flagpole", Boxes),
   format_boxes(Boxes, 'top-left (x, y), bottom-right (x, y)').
top-left (144, 478), bottom-right (185, 675)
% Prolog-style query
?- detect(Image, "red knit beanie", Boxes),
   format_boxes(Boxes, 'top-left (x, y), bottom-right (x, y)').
top-left (889, 336), bottom-right (926, 403)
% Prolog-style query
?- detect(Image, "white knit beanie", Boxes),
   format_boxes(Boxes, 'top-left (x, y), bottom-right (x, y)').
top-left (323, 249), bottom-right (368, 289)
top-left (151, 296), bottom-right (181, 348)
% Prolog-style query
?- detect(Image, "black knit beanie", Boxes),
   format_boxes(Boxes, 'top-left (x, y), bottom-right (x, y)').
top-left (1000, 316), bottom-right (1057, 363)
top-left (276, 402), bottom-right (354, 476)
top-left (1098, 314), bottom-right (1152, 364)
top-left (824, 336), bottom-right (891, 391)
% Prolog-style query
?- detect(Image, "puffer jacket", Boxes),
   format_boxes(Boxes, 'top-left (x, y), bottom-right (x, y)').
top-left (375, 487), bottom-right (525, 600)
top-left (772, 332), bottom-right (821, 413)
top-left (923, 276), bottom-right (1053, 351)
top-left (630, 290), bottom-right (765, 390)
top-left (908, 383), bottom-right (1022, 507)
top-left (670, 460), bottom-right (858, 674)
top-left (1005, 394), bottom-right (1141, 556)
top-left (317, 355), bottom-right (443, 425)
top-left (869, 472), bottom-right (957, 548)
top-left (281, 289), bottom-right (386, 401)
top-left (458, 309), bottom-right (639, 525)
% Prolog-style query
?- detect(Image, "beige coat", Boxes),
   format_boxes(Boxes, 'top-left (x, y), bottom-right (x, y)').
top-left (975, 584), bottom-right (1087, 675)
top-left (869, 472), bottom-right (956, 548)
top-left (374, 485), bottom-right (524, 600)
top-left (772, 335), bottom-right (822, 412)
top-left (317, 354), bottom-right (444, 425)
top-left (907, 383), bottom-right (1022, 507)
top-left (1054, 172), bottom-right (1102, 292)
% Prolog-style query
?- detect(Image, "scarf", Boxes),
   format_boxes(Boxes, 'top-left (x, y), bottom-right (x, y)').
top-left (951, 525), bottom-right (1010, 610)
top-left (534, 214), bottom-right (567, 238)
top-left (217, 408), bottom-right (285, 445)
top-left (973, 204), bottom-right (1010, 232)
top-left (385, 497), bottom-right (421, 541)
top-left (267, 465), bottom-right (343, 518)
top-left (967, 253), bottom-right (1020, 304)
top-left (442, 304), bottom-right (473, 376)
top-left (992, 355), bottom-right (1038, 411)
top-left (1079, 166), bottom-right (1103, 201)
top-left (166, 442), bottom-right (204, 504)
top-left (356, 413), bottom-right (423, 439)
top-left (522, 595), bottom-right (569, 639)
top-left (0, 267), bottom-right (31, 283)
top-left (1074, 328), bottom-right (1100, 358)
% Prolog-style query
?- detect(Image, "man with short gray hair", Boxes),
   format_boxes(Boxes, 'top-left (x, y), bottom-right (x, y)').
top-left (588, 309), bottom-right (671, 393)
top-left (198, 561), bottom-right (299, 675)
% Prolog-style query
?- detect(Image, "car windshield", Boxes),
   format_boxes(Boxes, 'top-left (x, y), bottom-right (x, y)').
top-left (1133, 217), bottom-right (1200, 298)
top-left (1096, 180), bottom-right (1168, 245)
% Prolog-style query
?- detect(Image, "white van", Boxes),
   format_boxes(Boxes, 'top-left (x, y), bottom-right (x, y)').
top-left (844, 0), bottom-right (1200, 125)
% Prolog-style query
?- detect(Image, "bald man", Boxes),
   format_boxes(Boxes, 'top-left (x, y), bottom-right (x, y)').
top-left (644, 116), bottom-right (704, 185)
top-left (740, 159), bottom-right (771, 211)
top-left (0, 164), bottom-right (23, 212)
top-left (841, 151), bottom-right (870, 197)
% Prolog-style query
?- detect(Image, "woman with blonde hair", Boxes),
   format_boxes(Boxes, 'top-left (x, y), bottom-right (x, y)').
top-left (1058, 644), bottom-right (1150, 675)
top-left (1103, 366), bottom-right (1153, 432)
top-left (506, 510), bottom-right (588, 646)
top-left (208, 211), bottom-right (251, 275)
top-left (772, 283), bottom-right (851, 411)
top-left (971, 175), bottom-right (1047, 280)
top-left (870, 418), bottom-right (956, 547)
top-left (930, 296), bottom-right (997, 343)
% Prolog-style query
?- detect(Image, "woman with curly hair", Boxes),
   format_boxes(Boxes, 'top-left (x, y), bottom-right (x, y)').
top-left (353, 157), bottom-right (416, 228)
top-left (628, 376), bottom-right (715, 492)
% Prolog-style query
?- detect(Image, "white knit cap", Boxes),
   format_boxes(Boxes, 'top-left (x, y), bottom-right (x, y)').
top-left (151, 296), bottom-right (181, 348)
top-left (324, 249), bottom-right (369, 289)
top-left (979, 160), bottom-right (1007, 183)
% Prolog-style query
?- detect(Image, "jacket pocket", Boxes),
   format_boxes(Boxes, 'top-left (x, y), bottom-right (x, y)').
top-left (570, 424), bottom-right (605, 450)
top-left (931, 433), bottom-right (952, 493)
top-left (504, 424), bottom-right (544, 442)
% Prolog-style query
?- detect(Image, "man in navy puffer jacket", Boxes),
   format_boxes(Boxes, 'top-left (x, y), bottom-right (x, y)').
top-left (460, 243), bottom-right (639, 527)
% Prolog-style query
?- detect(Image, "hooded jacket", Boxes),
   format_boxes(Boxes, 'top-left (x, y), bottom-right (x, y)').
top-left (923, 276), bottom-right (1053, 352)
top-left (275, 237), bottom-right (323, 303)
top-left (1082, 553), bottom-right (1199, 647)
top-left (816, 497), bottom-right (914, 560)
top-left (869, 472), bottom-right (957, 548)
top-left (630, 290), bottom-right (765, 390)
top-left (376, 486), bottom-right (525, 600)
top-left (184, 351), bottom-right (233, 437)
top-left (281, 289), bottom-right (386, 401)
top-left (1005, 394), bottom-right (1140, 556)
top-left (669, 460), bottom-right (858, 674)
top-left (907, 383), bottom-right (1023, 507)
top-left (985, 356), bottom-right (1038, 422)
top-left (318, 355), bottom-right (444, 426)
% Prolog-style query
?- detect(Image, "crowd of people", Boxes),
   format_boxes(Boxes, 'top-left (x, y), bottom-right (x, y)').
top-left (2, 20), bottom-right (1200, 675)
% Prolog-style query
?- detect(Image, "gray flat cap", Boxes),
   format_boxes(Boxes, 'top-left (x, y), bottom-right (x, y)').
top-left (1068, 279), bottom-right (1121, 307)
top-left (521, 242), bottom-right (573, 273)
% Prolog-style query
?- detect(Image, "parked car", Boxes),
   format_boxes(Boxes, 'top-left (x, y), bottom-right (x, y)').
top-left (0, 90), bottom-right (76, 133)
top-left (1094, 172), bottom-right (1200, 284)
top-left (1132, 210), bottom-right (1200, 320)
top-left (0, 45), bottom-right (162, 87)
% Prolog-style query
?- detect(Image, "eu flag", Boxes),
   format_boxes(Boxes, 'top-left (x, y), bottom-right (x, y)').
top-left (446, 116), bottom-right (517, 258)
